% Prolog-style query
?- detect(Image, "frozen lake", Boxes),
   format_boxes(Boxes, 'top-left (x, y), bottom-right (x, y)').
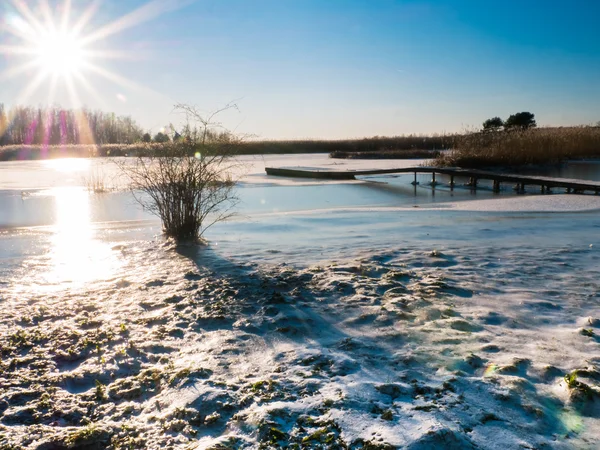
top-left (1, 154), bottom-right (600, 281)
top-left (0, 154), bottom-right (599, 449)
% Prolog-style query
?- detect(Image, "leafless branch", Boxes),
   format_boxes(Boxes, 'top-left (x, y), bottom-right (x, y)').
top-left (116, 103), bottom-right (245, 242)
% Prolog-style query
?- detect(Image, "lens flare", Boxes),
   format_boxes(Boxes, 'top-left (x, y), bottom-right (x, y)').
top-left (558, 410), bottom-right (584, 435)
top-left (483, 363), bottom-right (498, 377)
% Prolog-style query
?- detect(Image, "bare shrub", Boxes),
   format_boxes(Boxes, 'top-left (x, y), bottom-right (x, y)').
top-left (118, 104), bottom-right (242, 241)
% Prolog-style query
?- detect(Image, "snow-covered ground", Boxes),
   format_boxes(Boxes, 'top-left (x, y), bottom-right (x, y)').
top-left (0, 155), bottom-right (599, 449)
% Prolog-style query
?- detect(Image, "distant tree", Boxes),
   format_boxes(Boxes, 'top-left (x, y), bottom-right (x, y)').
top-left (153, 132), bottom-right (170, 143)
top-left (505, 112), bottom-right (536, 130)
top-left (0, 104), bottom-right (144, 146)
top-left (482, 117), bottom-right (504, 132)
top-left (141, 132), bottom-right (152, 143)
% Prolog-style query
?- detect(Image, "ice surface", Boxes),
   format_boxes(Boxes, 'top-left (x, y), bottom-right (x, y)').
top-left (445, 194), bottom-right (600, 212)
top-left (0, 155), bottom-right (599, 449)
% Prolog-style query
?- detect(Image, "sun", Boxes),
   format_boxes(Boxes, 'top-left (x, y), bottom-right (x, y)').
top-left (0, 0), bottom-right (188, 107)
top-left (34, 29), bottom-right (85, 76)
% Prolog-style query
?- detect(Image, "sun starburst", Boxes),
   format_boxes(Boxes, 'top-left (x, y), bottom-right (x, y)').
top-left (0, 0), bottom-right (191, 108)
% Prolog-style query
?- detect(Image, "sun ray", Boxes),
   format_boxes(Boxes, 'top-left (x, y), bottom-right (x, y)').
top-left (71, 70), bottom-right (107, 109)
top-left (63, 72), bottom-right (97, 147)
top-left (0, 44), bottom-right (39, 56)
top-left (64, 73), bottom-right (81, 107)
top-left (41, 109), bottom-right (53, 150)
top-left (5, 13), bottom-right (38, 44)
top-left (85, 49), bottom-right (137, 61)
top-left (0, 119), bottom-right (8, 142)
top-left (0, 60), bottom-right (39, 82)
top-left (75, 109), bottom-right (97, 146)
top-left (39, 0), bottom-right (58, 34)
top-left (70, 0), bottom-right (101, 36)
top-left (47, 72), bottom-right (59, 105)
top-left (81, 61), bottom-right (150, 93)
top-left (60, 0), bottom-right (72, 31)
top-left (81, 0), bottom-right (196, 46)
top-left (16, 69), bottom-right (48, 105)
top-left (9, 0), bottom-right (46, 36)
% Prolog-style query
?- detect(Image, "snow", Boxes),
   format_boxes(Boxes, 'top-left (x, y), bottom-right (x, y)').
top-left (0, 155), bottom-right (599, 449)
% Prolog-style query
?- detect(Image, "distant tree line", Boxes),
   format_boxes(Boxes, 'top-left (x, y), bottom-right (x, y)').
top-left (0, 104), bottom-right (145, 146)
top-left (482, 112), bottom-right (537, 132)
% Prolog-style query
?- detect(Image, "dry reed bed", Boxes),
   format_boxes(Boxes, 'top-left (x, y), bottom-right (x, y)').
top-left (330, 149), bottom-right (440, 159)
top-left (6, 128), bottom-right (599, 167)
top-left (237, 135), bottom-right (453, 154)
top-left (436, 127), bottom-right (600, 168)
top-left (0, 135), bottom-right (456, 161)
top-left (0, 143), bottom-right (170, 161)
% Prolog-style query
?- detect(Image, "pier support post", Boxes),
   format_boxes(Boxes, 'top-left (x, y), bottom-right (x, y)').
top-left (411, 171), bottom-right (419, 186)
top-left (450, 175), bottom-right (455, 190)
top-left (431, 172), bottom-right (437, 187)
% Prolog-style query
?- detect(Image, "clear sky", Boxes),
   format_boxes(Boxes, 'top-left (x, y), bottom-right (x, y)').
top-left (1, 0), bottom-right (599, 139)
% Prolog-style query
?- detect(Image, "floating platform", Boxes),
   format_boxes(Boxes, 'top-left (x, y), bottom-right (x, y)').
top-left (265, 166), bottom-right (600, 194)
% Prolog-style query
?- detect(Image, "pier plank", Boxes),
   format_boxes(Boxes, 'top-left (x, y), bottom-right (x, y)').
top-left (265, 166), bottom-right (600, 193)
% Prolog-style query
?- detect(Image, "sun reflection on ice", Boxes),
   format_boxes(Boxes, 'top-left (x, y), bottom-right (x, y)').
top-left (41, 186), bottom-right (120, 289)
top-left (44, 157), bottom-right (90, 173)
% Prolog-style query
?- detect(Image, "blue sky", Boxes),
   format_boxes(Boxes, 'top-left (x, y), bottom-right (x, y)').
top-left (1, 0), bottom-right (599, 139)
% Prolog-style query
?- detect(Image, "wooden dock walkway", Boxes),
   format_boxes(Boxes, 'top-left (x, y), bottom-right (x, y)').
top-left (265, 166), bottom-right (600, 194)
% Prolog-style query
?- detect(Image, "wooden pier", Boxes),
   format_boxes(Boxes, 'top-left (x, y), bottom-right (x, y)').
top-left (265, 166), bottom-right (600, 194)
